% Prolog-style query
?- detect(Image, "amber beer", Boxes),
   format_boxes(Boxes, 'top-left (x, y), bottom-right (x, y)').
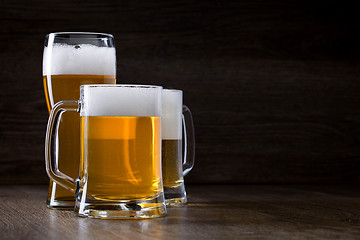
top-left (43, 33), bottom-right (116, 208)
top-left (43, 75), bottom-right (115, 205)
top-left (80, 116), bottom-right (161, 200)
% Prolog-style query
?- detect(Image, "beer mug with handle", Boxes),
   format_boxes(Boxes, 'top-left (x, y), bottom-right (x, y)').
top-left (162, 89), bottom-right (195, 205)
top-left (45, 85), bottom-right (166, 219)
top-left (43, 32), bottom-right (116, 209)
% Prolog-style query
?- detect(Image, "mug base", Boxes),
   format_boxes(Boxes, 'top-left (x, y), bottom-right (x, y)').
top-left (77, 204), bottom-right (166, 219)
top-left (164, 184), bottom-right (187, 206)
top-left (75, 194), bottom-right (167, 219)
top-left (165, 196), bottom-right (187, 206)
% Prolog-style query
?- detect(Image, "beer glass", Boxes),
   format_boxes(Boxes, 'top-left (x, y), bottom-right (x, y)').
top-left (162, 89), bottom-right (195, 205)
top-left (45, 85), bottom-right (166, 219)
top-left (43, 32), bottom-right (116, 209)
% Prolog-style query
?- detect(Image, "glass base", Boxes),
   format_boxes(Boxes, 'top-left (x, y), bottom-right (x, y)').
top-left (75, 194), bottom-right (167, 219)
top-left (46, 199), bottom-right (75, 210)
top-left (47, 181), bottom-right (76, 210)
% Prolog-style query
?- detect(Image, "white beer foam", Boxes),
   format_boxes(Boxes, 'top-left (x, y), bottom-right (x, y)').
top-left (43, 44), bottom-right (116, 75)
top-left (81, 85), bottom-right (162, 117)
top-left (162, 90), bottom-right (182, 140)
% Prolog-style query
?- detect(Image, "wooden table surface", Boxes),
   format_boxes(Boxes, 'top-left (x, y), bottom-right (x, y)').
top-left (1, 184), bottom-right (359, 239)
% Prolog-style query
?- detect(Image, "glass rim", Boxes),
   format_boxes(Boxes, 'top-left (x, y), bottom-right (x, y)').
top-left (80, 84), bottom-right (163, 89)
top-left (163, 88), bottom-right (182, 93)
top-left (46, 32), bottom-right (114, 39)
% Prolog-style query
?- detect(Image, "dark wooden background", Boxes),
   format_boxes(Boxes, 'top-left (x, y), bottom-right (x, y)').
top-left (1, 0), bottom-right (360, 184)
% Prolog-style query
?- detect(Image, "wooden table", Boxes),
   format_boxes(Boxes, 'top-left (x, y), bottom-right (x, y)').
top-left (1, 185), bottom-right (359, 239)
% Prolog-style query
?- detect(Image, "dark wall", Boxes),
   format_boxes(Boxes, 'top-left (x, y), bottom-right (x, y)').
top-left (1, 0), bottom-right (360, 184)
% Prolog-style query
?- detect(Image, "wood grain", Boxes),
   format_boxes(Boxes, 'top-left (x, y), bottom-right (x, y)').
top-left (1, 0), bottom-right (360, 184)
top-left (0, 185), bottom-right (360, 239)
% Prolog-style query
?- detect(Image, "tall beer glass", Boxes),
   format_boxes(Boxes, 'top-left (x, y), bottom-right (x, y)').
top-left (43, 32), bottom-right (116, 209)
top-left (162, 89), bottom-right (195, 205)
top-left (45, 85), bottom-right (166, 218)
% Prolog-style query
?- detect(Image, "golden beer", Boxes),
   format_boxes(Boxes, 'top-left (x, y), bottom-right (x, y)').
top-left (80, 116), bottom-right (162, 201)
top-left (43, 75), bottom-right (115, 205)
top-left (162, 139), bottom-right (184, 189)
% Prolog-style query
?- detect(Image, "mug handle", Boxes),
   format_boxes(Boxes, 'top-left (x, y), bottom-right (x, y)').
top-left (45, 100), bottom-right (79, 192)
top-left (182, 105), bottom-right (195, 176)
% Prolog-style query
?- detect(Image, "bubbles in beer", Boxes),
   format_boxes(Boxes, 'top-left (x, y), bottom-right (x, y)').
top-left (43, 44), bottom-right (116, 75)
top-left (162, 90), bottom-right (182, 140)
top-left (80, 86), bottom-right (162, 117)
